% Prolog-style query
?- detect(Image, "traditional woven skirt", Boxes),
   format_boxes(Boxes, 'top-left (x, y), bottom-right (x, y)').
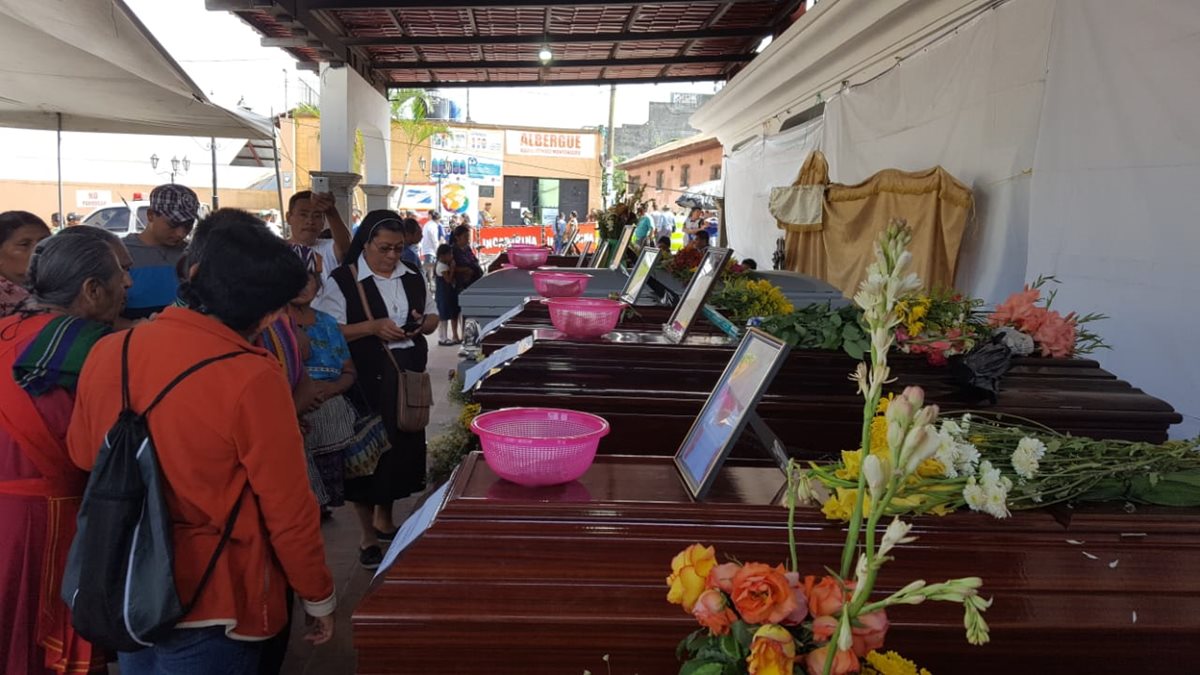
top-left (302, 394), bottom-right (359, 507)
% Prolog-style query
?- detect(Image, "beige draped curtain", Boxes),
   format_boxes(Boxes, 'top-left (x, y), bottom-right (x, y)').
top-left (776, 151), bottom-right (973, 294)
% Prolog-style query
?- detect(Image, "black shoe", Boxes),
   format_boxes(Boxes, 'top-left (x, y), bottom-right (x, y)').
top-left (374, 527), bottom-right (398, 542)
top-left (359, 545), bottom-right (383, 570)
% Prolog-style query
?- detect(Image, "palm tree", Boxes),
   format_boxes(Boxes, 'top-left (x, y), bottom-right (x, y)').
top-left (391, 89), bottom-right (448, 206)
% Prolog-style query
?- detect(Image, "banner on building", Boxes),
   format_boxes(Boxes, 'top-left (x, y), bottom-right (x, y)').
top-left (398, 184), bottom-right (438, 212)
top-left (431, 128), bottom-right (503, 185)
top-left (76, 189), bottom-right (112, 208)
top-left (505, 130), bottom-right (596, 159)
top-left (477, 223), bottom-right (597, 256)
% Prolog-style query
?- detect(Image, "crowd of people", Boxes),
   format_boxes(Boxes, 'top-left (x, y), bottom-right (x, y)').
top-left (0, 183), bottom-right (470, 674)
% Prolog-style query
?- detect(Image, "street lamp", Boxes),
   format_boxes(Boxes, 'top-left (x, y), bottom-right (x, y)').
top-left (149, 153), bottom-right (189, 184)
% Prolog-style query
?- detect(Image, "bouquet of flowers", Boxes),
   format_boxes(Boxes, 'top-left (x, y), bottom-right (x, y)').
top-left (893, 289), bottom-right (989, 366)
top-left (669, 221), bottom-right (991, 675)
top-left (988, 276), bottom-right (1107, 358)
top-left (806, 413), bottom-right (1200, 520)
top-left (710, 278), bottom-right (795, 326)
top-left (666, 249), bottom-right (750, 283)
top-left (596, 186), bottom-right (645, 241)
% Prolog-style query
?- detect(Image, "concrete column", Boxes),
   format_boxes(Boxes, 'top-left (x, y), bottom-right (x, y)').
top-left (310, 171), bottom-right (361, 224)
top-left (360, 183), bottom-right (397, 213)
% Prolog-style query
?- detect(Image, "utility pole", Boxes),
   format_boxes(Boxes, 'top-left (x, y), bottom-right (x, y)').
top-left (605, 84), bottom-right (617, 207)
top-left (210, 137), bottom-right (219, 211)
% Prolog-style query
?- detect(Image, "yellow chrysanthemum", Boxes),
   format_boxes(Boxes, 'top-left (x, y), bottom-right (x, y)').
top-left (834, 450), bottom-right (863, 480)
top-left (916, 458), bottom-right (946, 478)
top-left (868, 416), bottom-right (890, 459)
top-left (865, 650), bottom-right (933, 675)
top-left (821, 488), bottom-right (869, 521)
top-left (876, 393), bottom-right (895, 414)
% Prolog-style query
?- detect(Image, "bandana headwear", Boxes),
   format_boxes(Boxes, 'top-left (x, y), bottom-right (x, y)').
top-left (289, 243), bottom-right (322, 274)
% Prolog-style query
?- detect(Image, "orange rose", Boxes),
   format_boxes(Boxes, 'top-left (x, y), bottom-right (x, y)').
top-left (782, 571), bottom-right (809, 625)
top-left (811, 614), bottom-right (838, 642)
top-left (666, 544), bottom-right (717, 613)
top-left (707, 562), bottom-right (741, 594)
top-left (732, 563), bottom-right (799, 625)
top-left (804, 645), bottom-right (860, 675)
top-left (692, 589), bottom-right (737, 636)
top-left (850, 610), bottom-right (889, 657)
top-left (804, 575), bottom-right (850, 618)
top-left (747, 624), bottom-right (796, 675)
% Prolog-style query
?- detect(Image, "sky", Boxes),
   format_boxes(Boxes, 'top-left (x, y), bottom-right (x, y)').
top-left (124, 0), bottom-right (725, 130)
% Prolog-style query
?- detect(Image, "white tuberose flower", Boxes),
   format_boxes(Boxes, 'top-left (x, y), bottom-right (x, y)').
top-left (1010, 446), bottom-right (1040, 480)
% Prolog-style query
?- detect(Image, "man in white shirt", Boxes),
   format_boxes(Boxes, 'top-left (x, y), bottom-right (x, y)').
top-left (286, 190), bottom-right (350, 284)
top-left (420, 211), bottom-right (442, 282)
top-left (655, 205), bottom-right (675, 241)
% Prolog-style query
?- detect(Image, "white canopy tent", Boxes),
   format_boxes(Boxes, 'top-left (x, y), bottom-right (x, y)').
top-left (0, 0), bottom-right (274, 216)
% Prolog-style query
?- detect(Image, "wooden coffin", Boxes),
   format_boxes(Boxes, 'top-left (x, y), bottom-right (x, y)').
top-left (471, 331), bottom-right (1181, 455)
top-left (353, 453), bottom-right (1200, 674)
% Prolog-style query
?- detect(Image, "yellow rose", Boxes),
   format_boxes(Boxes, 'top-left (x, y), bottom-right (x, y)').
top-left (666, 544), bottom-right (717, 613)
top-left (747, 624), bottom-right (796, 675)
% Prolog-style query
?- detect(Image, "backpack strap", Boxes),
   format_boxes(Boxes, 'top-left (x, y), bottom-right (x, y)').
top-left (123, 327), bottom-right (254, 615)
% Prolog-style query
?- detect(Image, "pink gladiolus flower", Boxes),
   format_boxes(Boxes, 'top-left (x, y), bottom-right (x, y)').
top-left (1032, 310), bottom-right (1077, 358)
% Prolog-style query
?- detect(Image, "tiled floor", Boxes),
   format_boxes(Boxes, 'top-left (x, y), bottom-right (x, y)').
top-left (110, 341), bottom-right (467, 675)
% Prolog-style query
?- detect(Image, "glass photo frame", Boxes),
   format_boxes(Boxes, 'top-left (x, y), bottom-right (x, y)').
top-left (589, 239), bottom-right (610, 269)
top-left (662, 247), bottom-right (732, 344)
top-left (619, 246), bottom-right (661, 305)
top-left (673, 329), bottom-right (792, 500)
top-left (607, 224), bottom-right (635, 271)
top-left (575, 240), bottom-right (593, 268)
top-left (557, 224), bottom-right (579, 255)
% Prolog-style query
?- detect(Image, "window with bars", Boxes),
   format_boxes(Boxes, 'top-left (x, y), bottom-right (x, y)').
top-left (680, 164), bottom-right (691, 188)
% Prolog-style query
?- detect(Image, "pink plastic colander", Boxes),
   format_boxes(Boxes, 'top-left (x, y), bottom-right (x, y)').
top-left (471, 407), bottom-right (609, 486)
top-left (530, 271), bottom-right (592, 298)
top-left (545, 297), bottom-right (624, 338)
top-left (507, 245), bottom-right (550, 269)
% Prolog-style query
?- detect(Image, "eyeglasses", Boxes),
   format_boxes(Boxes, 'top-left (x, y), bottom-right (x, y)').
top-left (372, 242), bottom-right (407, 255)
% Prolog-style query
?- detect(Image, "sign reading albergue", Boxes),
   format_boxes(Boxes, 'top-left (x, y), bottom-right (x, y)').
top-left (505, 130), bottom-right (596, 159)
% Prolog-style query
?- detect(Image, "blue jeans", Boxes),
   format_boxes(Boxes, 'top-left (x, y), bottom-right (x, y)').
top-left (118, 626), bottom-right (262, 675)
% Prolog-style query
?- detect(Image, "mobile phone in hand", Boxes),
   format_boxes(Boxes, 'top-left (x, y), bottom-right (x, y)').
top-left (311, 176), bottom-right (330, 194)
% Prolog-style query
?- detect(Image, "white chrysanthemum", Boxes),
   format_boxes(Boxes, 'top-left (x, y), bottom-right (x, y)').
top-left (963, 478), bottom-right (987, 512)
top-left (983, 484), bottom-right (1011, 519)
top-left (959, 414), bottom-right (972, 436)
top-left (1016, 437), bottom-right (1047, 460)
top-left (955, 442), bottom-right (980, 476)
top-left (934, 432), bottom-right (960, 479)
top-left (978, 460), bottom-right (1002, 488)
top-left (940, 419), bottom-right (964, 439)
top-left (1010, 446), bottom-right (1040, 480)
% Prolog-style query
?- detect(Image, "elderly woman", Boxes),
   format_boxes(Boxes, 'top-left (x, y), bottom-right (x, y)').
top-left (0, 211), bottom-right (52, 316)
top-left (314, 210), bottom-right (438, 569)
top-left (0, 227), bottom-right (132, 674)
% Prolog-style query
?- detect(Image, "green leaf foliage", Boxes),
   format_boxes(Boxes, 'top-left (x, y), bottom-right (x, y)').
top-left (760, 303), bottom-right (868, 358)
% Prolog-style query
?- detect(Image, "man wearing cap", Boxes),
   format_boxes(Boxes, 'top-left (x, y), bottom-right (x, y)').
top-left (121, 184), bottom-right (199, 320)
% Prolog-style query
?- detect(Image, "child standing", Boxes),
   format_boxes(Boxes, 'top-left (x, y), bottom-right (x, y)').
top-left (435, 243), bottom-right (461, 346)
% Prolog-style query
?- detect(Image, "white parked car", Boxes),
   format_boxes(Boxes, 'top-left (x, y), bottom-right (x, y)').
top-left (81, 200), bottom-right (209, 236)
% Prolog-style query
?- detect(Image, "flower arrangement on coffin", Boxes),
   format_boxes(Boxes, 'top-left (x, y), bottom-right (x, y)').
top-left (893, 289), bottom-right (989, 366)
top-left (805, 413), bottom-right (1200, 521)
top-left (669, 220), bottom-right (991, 675)
top-left (710, 278), bottom-right (795, 326)
top-left (988, 276), bottom-right (1107, 358)
top-left (665, 248), bottom-right (750, 283)
top-left (760, 305), bottom-right (870, 360)
top-left (596, 185), bottom-right (646, 241)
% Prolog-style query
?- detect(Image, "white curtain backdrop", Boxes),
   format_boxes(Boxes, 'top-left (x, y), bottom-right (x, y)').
top-left (721, 0), bottom-right (1200, 436)
top-left (723, 117), bottom-right (824, 268)
top-left (822, 0), bottom-right (1054, 303)
top-left (1027, 0), bottom-right (1200, 437)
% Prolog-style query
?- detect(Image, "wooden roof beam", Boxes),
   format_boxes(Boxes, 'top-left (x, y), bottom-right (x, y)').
top-left (342, 27), bottom-right (762, 47)
top-left (375, 54), bottom-right (753, 70)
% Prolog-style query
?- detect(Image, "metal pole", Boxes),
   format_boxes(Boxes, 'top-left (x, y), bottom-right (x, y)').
top-left (56, 113), bottom-right (64, 227)
top-left (605, 84), bottom-right (617, 207)
top-left (272, 124), bottom-right (286, 219)
top-left (210, 137), bottom-right (219, 210)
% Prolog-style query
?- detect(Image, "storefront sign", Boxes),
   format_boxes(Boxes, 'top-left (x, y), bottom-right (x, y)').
top-left (505, 130), bottom-right (596, 159)
top-left (76, 189), bottom-right (112, 208)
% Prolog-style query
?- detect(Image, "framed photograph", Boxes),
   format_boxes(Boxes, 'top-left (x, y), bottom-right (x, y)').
top-left (619, 246), bottom-right (661, 305)
top-left (589, 239), bottom-right (610, 269)
top-left (558, 224), bottom-right (579, 255)
top-left (674, 329), bottom-right (792, 500)
top-left (575, 240), bottom-right (593, 268)
top-left (607, 224), bottom-right (635, 271)
top-left (663, 247), bottom-right (732, 344)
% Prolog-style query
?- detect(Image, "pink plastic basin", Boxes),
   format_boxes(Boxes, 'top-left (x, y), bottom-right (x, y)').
top-left (507, 245), bottom-right (550, 269)
top-left (530, 271), bottom-right (592, 298)
top-left (545, 297), bottom-right (624, 338)
top-left (471, 407), bottom-right (609, 486)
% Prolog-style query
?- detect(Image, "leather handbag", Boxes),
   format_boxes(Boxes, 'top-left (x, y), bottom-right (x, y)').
top-left (354, 271), bottom-right (433, 432)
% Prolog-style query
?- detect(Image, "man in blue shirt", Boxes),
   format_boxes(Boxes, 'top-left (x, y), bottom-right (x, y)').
top-left (121, 184), bottom-right (198, 319)
top-left (633, 205), bottom-right (654, 246)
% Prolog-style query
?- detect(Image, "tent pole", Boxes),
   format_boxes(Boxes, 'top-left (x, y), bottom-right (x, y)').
top-left (210, 137), bottom-right (219, 211)
top-left (56, 113), bottom-right (64, 227)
